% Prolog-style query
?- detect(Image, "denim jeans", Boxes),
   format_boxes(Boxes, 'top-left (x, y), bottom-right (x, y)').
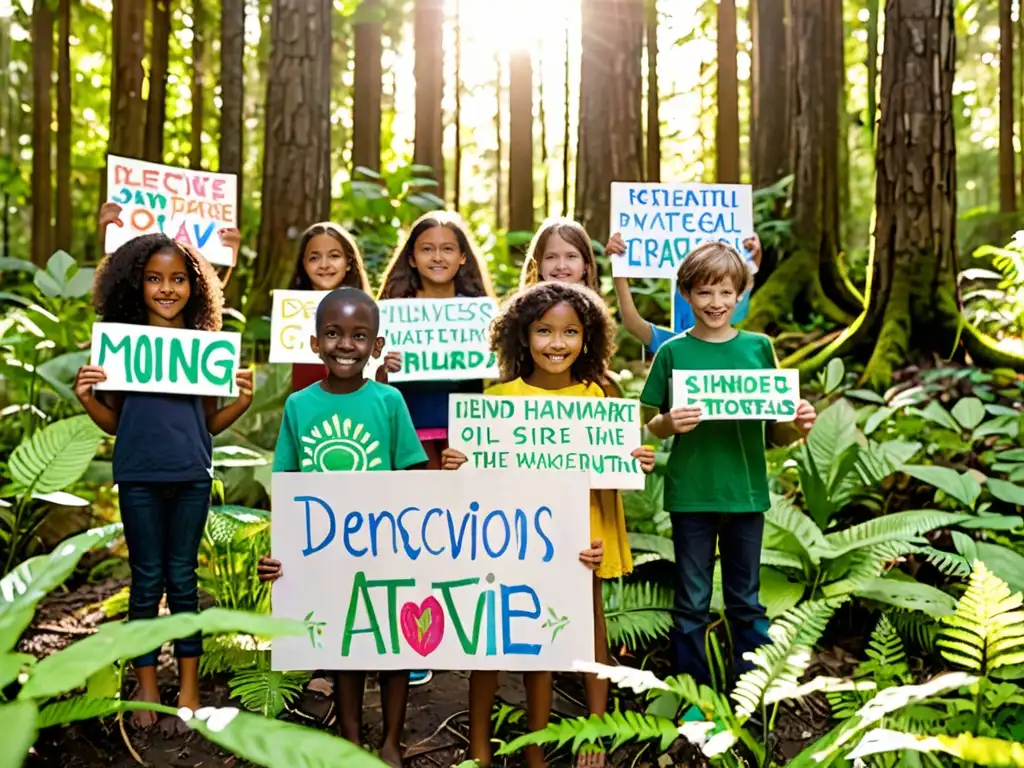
top-left (120, 481), bottom-right (211, 668)
top-left (670, 512), bottom-right (771, 686)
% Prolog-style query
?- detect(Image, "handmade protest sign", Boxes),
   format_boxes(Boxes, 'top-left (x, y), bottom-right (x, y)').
top-left (380, 297), bottom-right (498, 382)
top-left (610, 182), bottom-right (754, 279)
top-left (90, 323), bottom-right (241, 398)
top-left (672, 369), bottom-right (799, 421)
top-left (104, 154), bottom-right (238, 266)
top-left (448, 395), bottom-right (645, 490)
top-left (269, 289), bottom-right (328, 364)
top-left (270, 469), bottom-right (594, 671)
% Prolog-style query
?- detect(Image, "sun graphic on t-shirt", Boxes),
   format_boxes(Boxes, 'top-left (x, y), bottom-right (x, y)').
top-left (300, 414), bottom-right (382, 472)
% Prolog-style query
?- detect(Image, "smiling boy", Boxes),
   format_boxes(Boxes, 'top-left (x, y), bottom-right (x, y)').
top-left (639, 242), bottom-right (816, 693)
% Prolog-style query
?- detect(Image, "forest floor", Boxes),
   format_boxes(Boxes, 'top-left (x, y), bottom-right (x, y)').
top-left (20, 576), bottom-right (838, 768)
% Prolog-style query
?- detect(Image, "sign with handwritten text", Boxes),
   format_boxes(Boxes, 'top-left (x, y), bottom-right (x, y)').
top-left (448, 395), bottom-right (645, 490)
top-left (672, 369), bottom-right (799, 421)
top-left (269, 289), bottom-right (329, 364)
top-left (270, 470), bottom-right (594, 671)
top-left (104, 154), bottom-right (238, 266)
top-left (610, 183), bottom-right (754, 279)
top-left (91, 323), bottom-right (241, 398)
top-left (381, 297), bottom-right (498, 383)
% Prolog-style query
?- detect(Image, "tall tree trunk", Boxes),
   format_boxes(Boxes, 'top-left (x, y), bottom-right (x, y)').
top-left (798, 0), bottom-right (961, 386)
top-left (716, 0), bottom-right (740, 183)
top-left (865, 0), bottom-right (879, 140)
top-left (495, 52), bottom-right (503, 229)
top-left (109, 0), bottom-right (146, 159)
top-left (645, 0), bottom-right (660, 182)
top-left (825, 0), bottom-right (849, 264)
top-left (31, 0), bottom-right (53, 266)
top-left (561, 23), bottom-right (571, 217)
top-left (352, 0), bottom-right (382, 173)
top-left (145, 0), bottom-right (170, 162)
top-left (750, 0), bottom-right (790, 189)
top-left (219, 0), bottom-right (244, 178)
top-left (575, 0), bottom-right (644, 242)
top-left (413, 0), bottom-right (444, 196)
top-left (453, 0), bottom-right (462, 209)
top-left (538, 46), bottom-right (549, 217)
top-left (998, 0), bottom-right (1015, 212)
top-left (55, 0), bottom-right (72, 254)
top-left (251, 0), bottom-right (333, 315)
top-left (189, 0), bottom-right (206, 169)
top-left (508, 47), bottom-right (534, 235)
top-left (744, 0), bottom-right (853, 334)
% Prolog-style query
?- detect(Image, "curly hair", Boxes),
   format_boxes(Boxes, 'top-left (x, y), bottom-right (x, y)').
top-left (290, 222), bottom-right (371, 292)
top-left (92, 234), bottom-right (224, 331)
top-left (377, 211), bottom-right (496, 300)
top-left (519, 218), bottom-right (600, 291)
top-left (489, 281), bottom-right (616, 385)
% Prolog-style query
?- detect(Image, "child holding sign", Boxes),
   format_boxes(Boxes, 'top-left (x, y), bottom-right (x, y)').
top-left (287, 221), bottom-right (399, 391)
top-left (519, 217), bottom-right (600, 292)
top-left (378, 212), bottom-right (496, 469)
top-left (638, 241), bottom-right (815, 711)
top-left (73, 234), bottom-right (253, 732)
top-left (442, 282), bottom-right (655, 768)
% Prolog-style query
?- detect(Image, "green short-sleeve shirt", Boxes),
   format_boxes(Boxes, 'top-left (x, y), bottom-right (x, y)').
top-left (640, 330), bottom-right (776, 513)
top-left (273, 380), bottom-right (427, 472)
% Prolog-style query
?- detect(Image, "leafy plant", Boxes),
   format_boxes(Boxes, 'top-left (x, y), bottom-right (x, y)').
top-left (602, 578), bottom-right (674, 651)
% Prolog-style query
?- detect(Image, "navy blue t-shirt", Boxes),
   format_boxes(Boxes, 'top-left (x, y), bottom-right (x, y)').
top-left (113, 393), bottom-right (213, 483)
top-left (391, 379), bottom-right (483, 430)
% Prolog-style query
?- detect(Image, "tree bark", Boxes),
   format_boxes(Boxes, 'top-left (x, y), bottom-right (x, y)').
top-left (796, 0), bottom-right (961, 387)
top-left (251, 0), bottom-right (333, 315)
top-left (189, 0), bottom-right (206, 169)
top-left (750, 0), bottom-right (790, 189)
top-left (352, 0), bottom-right (382, 173)
top-left (575, 0), bottom-right (644, 242)
top-left (110, 0), bottom-right (146, 159)
top-left (219, 0), bottom-right (244, 178)
top-left (453, 0), bottom-right (462, 209)
top-left (716, 0), bottom-right (740, 183)
top-left (561, 23), bottom-right (570, 216)
top-left (865, 0), bottom-right (879, 140)
top-left (745, 0), bottom-right (851, 334)
top-left (413, 0), bottom-right (444, 196)
top-left (145, 0), bottom-right (170, 162)
top-left (31, 0), bottom-right (53, 266)
top-left (998, 0), bottom-right (1015, 212)
top-left (495, 51), bottom-right (503, 229)
top-left (645, 0), bottom-right (660, 182)
top-left (56, 0), bottom-right (72, 254)
top-left (508, 47), bottom-right (534, 234)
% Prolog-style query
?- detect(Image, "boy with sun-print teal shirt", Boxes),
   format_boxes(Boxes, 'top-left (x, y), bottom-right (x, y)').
top-left (261, 287), bottom-right (426, 768)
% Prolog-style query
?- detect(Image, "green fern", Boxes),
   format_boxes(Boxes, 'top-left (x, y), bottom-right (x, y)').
top-left (731, 598), bottom-right (843, 718)
top-left (847, 729), bottom-right (1024, 766)
top-left (100, 586), bottom-right (130, 618)
top-left (200, 633), bottom-right (267, 676)
top-left (822, 510), bottom-right (969, 558)
top-left (829, 615), bottom-right (910, 720)
top-left (888, 610), bottom-right (938, 653)
top-left (919, 546), bottom-right (971, 577)
top-left (938, 560), bottom-right (1024, 674)
top-left (228, 668), bottom-right (310, 718)
top-left (602, 579), bottom-right (674, 650)
top-left (496, 709), bottom-right (679, 756)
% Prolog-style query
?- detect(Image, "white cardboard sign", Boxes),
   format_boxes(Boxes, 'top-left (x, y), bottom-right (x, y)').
top-left (672, 368), bottom-right (800, 421)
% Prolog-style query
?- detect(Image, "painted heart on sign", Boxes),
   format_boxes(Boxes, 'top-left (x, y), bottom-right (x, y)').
top-left (400, 597), bottom-right (445, 657)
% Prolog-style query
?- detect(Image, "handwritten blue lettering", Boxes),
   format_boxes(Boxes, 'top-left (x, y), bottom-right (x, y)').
top-left (298, 495), bottom-right (336, 557)
top-left (501, 584), bottom-right (542, 655)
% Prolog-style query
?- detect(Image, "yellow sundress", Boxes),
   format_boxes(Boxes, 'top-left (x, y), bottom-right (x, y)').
top-left (484, 377), bottom-right (634, 579)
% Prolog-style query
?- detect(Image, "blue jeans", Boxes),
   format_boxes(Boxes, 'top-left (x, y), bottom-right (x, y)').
top-left (670, 512), bottom-right (771, 686)
top-left (120, 481), bottom-right (211, 667)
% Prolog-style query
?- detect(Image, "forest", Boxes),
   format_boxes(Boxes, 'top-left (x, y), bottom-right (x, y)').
top-left (2, 0), bottom-right (1024, 767)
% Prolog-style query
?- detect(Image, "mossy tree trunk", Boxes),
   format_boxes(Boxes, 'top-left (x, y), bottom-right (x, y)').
top-left (743, 0), bottom-right (853, 334)
top-left (31, 0), bottom-right (53, 267)
top-left (796, 0), bottom-right (961, 388)
top-left (750, 0), bottom-right (789, 191)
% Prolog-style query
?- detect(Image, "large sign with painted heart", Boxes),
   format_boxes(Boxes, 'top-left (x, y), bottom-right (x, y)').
top-left (269, 469), bottom-right (595, 671)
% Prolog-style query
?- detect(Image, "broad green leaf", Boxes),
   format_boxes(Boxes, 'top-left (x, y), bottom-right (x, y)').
top-left (806, 399), bottom-right (861, 487)
top-left (37, 696), bottom-right (177, 729)
top-left (0, 652), bottom-right (35, 689)
top-left (845, 389), bottom-right (886, 405)
top-left (916, 400), bottom-right (961, 432)
top-left (627, 532), bottom-right (674, 562)
top-left (864, 406), bottom-right (895, 435)
top-left (19, 608), bottom-right (305, 700)
top-left (985, 477), bottom-right (1024, 507)
top-left (956, 514), bottom-right (1024, 530)
top-left (951, 397), bottom-right (986, 431)
top-left (764, 497), bottom-right (831, 565)
top-left (0, 700), bottom-right (38, 768)
top-left (822, 358), bottom-right (844, 394)
top-left (0, 525), bottom-right (122, 653)
top-left (45, 250), bottom-right (76, 282)
top-left (971, 542), bottom-right (1024, 595)
top-left (856, 577), bottom-right (957, 616)
top-left (0, 256), bottom-right (40, 274)
top-left (902, 465), bottom-right (981, 508)
top-left (185, 706), bottom-right (389, 767)
top-left (8, 415), bottom-right (105, 494)
top-left (759, 567), bottom-right (805, 618)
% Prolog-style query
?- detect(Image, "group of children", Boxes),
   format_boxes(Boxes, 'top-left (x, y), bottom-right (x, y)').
top-left (73, 205), bottom-right (816, 767)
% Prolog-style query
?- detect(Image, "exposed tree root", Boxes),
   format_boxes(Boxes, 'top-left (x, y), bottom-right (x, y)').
top-left (962, 322), bottom-right (1024, 371)
top-left (743, 250), bottom-right (854, 334)
top-left (820, 252), bottom-right (865, 314)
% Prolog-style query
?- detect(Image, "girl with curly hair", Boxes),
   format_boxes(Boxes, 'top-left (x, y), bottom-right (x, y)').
top-left (441, 282), bottom-right (655, 768)
top-left (377, 211), bottom-right (496, 469)
top-left (287, 221), bottom-right (399, 391)
top-left (73, 234), bottom-right (253, 733)
top-left (518, 217), bottom-right (600, 292)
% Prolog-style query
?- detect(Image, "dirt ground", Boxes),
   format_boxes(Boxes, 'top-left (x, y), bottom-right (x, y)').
top-left (20, 576), bottom-right (835, 768)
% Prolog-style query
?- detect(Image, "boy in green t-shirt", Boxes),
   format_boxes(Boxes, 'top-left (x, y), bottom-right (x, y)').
top-left (640, 242), bottom-right (816, 688)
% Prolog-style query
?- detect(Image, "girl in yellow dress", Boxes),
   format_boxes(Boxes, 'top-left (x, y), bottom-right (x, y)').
top-left (442, 281), bottom-right (655, 768)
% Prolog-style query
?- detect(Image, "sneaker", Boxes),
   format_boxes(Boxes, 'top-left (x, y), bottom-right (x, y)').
top-left (409, 670), bottom-right (432, 686)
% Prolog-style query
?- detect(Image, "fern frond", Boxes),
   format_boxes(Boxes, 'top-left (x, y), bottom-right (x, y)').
top-left (572, 661), bottom-right (669, 694)
top-left (938, 560), bottom-right (1024, 674)
top-left (730, 598), bottom-right (843, 718)
top-left (602, 579), bottom-right (674, 650)
top-left (858, 615), bottom-right (910, 685)
top-left (199, 633), bottom-right (268, 676)
top-left (496, 710), bottom-right (679, 756)
top-left (919, 546), bottom-right (971, 577)
top-left (627, 533), bottom-right (674, 563)
top-left (848, 729), bottom-right (1024, 767)
top-left (823, 510), bottom-right (969, 558)
top-left (888, 610), bottom-right (938, 653)
top-left (764, 497), bottom-right (829, 565)
top-left (822, 541), bottom-right (918, 597)
top-left (228, 669), bottom-right (310, 718)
